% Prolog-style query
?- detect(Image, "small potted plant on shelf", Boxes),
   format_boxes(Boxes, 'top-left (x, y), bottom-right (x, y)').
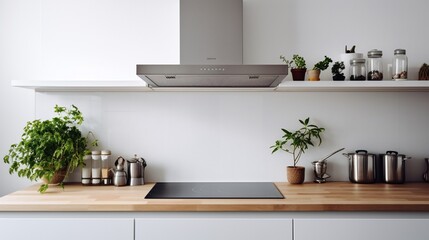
top-left (308, 56), bottom-right (333, 81)
top-left (270, 118), bottom-right (325, 184)
top-left (3, 105), bottom-right (94, 193)
top-left (331, 61), bottom-right (346, 81)
top-left (280, 54), bottom-right (307, 81)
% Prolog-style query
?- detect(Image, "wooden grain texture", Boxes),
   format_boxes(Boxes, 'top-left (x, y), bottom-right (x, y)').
top-left (0, 182), bottom-right (428, 212)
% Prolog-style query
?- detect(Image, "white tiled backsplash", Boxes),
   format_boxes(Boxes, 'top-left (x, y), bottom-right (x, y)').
top-left (35, 91), bottom-right (429, 183)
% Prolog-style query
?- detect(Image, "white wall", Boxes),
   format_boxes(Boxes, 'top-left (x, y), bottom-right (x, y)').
top-left (1, 0), bottom-right (429, 196)
top-left (0, 0), bottom-right (38, 196)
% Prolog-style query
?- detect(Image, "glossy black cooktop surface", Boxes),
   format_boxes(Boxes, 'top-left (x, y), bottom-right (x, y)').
top-left (144, 182), bottom-right (284, 199)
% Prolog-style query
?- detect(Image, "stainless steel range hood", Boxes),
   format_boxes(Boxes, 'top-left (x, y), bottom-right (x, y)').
top-left (136, 0), bottom-right (288, 88)
top-left (137, 65), bottom-right (287, 87)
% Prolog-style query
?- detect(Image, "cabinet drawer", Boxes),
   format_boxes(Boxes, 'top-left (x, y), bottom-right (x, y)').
top-left (136, 217), bottom-right (292, 240)
top-left (0, 218), bottom-right (133, 240)
top-left (295, 219), bottom-right (429, 240)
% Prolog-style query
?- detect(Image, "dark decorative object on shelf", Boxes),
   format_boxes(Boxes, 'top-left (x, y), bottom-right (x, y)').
top-left (331, 61), bottom-right (345, 81)
top-left (419, 63), bottom-right (429, 80)
top-left (345, 45), bottom-right (356, 53)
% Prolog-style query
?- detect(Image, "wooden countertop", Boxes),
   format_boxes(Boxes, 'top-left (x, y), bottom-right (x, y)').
top-left (0, 182), bottom-right (429, 212)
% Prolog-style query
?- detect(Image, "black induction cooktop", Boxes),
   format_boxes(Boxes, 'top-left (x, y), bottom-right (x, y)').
top-left (144, 182), bottom-right (284, 199)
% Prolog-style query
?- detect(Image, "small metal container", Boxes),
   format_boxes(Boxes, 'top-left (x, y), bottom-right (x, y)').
top-left (127, 154), bottom-right (147, 186)
top-left (312, 160), bottom-right (330, 183)
top-left (380, 151), bottom-right (410, 184)
top-left (343, 150), bottom-right (376, 183)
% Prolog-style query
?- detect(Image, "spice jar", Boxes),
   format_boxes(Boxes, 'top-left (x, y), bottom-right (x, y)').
top-left (91, 150), bottom-right (101, 185)
top-left (367, 49), bottom-right (383, 80)
top-left (101, 150), bottom-right (112, 185)
top-left (81, 154), bottom-right (92, 185)
top-left (350, 59), bottom-right (366, 81)
top-left (392, 49), bottom-right (408, 80)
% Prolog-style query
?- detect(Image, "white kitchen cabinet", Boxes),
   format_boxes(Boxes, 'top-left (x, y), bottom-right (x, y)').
top-left (135, 217), bottom-right (292, 240)
top-left (294, 219), bottom-right (429, 240)
top-left (0, 218), bottom-right (134, 240)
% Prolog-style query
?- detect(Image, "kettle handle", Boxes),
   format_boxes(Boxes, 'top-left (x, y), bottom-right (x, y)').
top-left (140, 157), bottom-right (147, 167)
top-left (115, 156), bottom-right (126, 166)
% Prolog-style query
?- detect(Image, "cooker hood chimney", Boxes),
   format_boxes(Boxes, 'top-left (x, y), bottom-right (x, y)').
top-left (137, 0), bottom-right (288, 88)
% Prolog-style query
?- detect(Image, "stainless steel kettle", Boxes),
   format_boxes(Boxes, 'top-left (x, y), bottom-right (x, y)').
top-left (127, 154), bottom-right (147, 186)
top-left (110, 156), bottom-right (127, 186)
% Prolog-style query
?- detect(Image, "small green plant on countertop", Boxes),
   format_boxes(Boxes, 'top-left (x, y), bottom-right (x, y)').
top-left (280, 54), bottom-right (306, 69)
top-left (3, 105), bottom-right (95, 193)
top-left (313, 56), bottom-right (333, 71)
top-left (270, 118), bottom-right (325, 167)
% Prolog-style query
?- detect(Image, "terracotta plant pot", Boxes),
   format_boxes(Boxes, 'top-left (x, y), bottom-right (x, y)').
top-left (287, 166), bottom-right (305, 184)
top-left (308, 69), bottom-right (321, 81)
top-left (291, 68), bottom-right (307, 81)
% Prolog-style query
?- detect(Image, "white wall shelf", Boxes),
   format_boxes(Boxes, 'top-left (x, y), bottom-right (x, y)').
top-left (276, 80), bottom-right (429, 92)
top-left (11, 80), bottom-right (429, 92)
top-left (11, 81), bottom-right (152, 92)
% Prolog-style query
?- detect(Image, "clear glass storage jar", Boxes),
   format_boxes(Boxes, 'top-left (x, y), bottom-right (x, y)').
top-left (101, 150), bottom-right (112, 185)
top-left (350, 58), bottom-right (366, 81)
top-left (367, 49), bottom-right (383, 80)
top-left (91, 150), bottom-right (101, 185)
top-left (81, 154), bottom-right (92, 185)
top-left (392, 49), bottom-right (408, 80)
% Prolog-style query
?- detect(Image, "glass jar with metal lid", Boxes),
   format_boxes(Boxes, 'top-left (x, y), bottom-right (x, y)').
top-left (350, 58), bottom-right (366, 81)
top-left (101, 150), bottom-right (112, 185)
top-left (367, 49), bottom-right (383, 80)
top-left (392, 49), bottom-right (408, 80)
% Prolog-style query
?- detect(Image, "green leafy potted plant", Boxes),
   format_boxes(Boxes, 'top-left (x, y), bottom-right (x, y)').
top-left (308, 56), bottom-right (333, 81)
top-left (280, 54), bottom-right (307, 81)
top-left (3, 105), bottom-right (92, 193)
top-left (331, 61), bottom-right (346, 81)
top-left (270, 118), bottom-right (325, 184)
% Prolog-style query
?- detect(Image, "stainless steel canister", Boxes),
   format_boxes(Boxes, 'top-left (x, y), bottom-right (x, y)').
top-left (343, 150), bottom-right (376, 183)
top-left (127, 154), bottom-right (147, 186)
top-left (380, 151), bottom-right (410, 184)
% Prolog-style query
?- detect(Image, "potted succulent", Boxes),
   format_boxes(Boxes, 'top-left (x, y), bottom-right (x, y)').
top-left (308, 56), bottom-right (333, 81)
top-left (3, 105), bottom-right (93, 193)
top-left (270, 118), bottom-right (325, 184)
top-left (331, 61), bottom-right (346, 81)
top-left (280, 54), bottom-right (307, 81)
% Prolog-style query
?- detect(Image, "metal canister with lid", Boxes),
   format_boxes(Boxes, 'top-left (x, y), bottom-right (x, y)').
top-left (367, 49), bottom-right (383, 80)
top-left (343, 150), bottom-right (376, 183)
top-left (379, 151), bottom-right (410, 184)
top-left (350, 59), bottom-right (366, 80)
